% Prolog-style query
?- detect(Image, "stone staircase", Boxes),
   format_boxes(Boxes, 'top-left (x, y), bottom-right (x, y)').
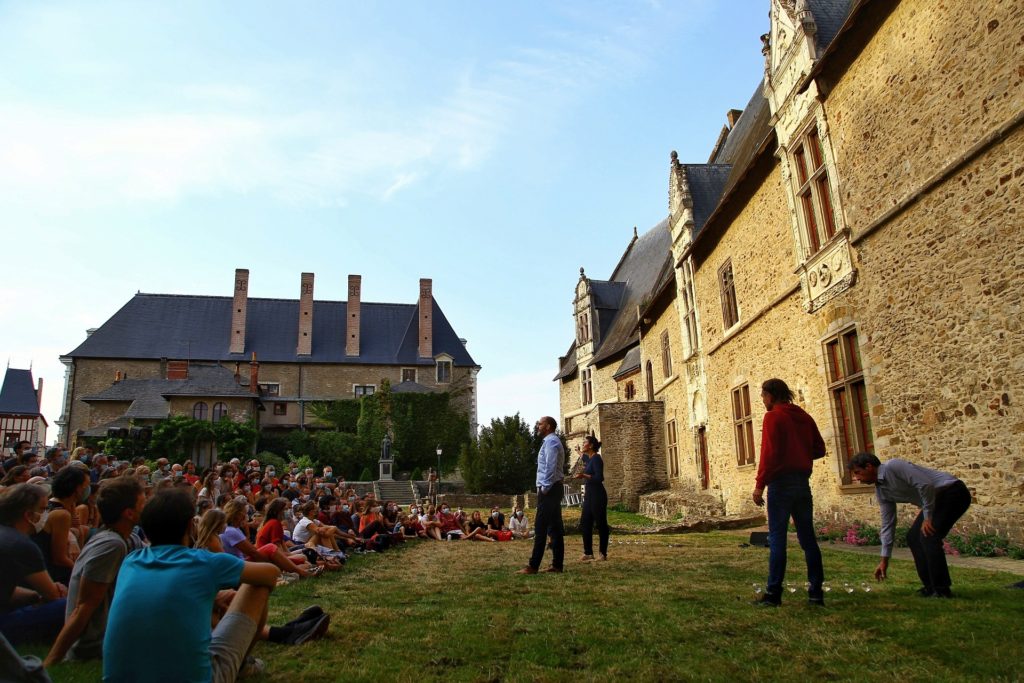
top-left (373, 479), bottom-right (419, 506)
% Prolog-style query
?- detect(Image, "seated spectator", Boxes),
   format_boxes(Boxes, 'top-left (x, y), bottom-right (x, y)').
top-left (510, 507), bottom-right (532, 539)
top-left (182, 460), bottom-right (199, 486)
top-left (75, 483), bottom-right (102, 541)
top-left (464, 511), bottom-right (495, 542)
top-left (197, 472), bottom-right (218, 505)
top-left (196, 508), bottom-right (228, 553)
top-left (43, 478), bottom-right (144, 665)
top-left (293, 501), bottom-right (342, 553)
top-left (220, 501), bottom-right (312, 578)
top-left (486, 506), bottom-right (506, 538)
top-left (436, 504), bottom-right (463, 541)
top-left (33, 466), bottom-right (92, 584)
top-left (255, 499), bottom-right (319, 577)
top-left (420, 504), bottom-right (443, 540)
top-left (401, 513), bottom-right (426, 539)
top-left (0, 484), bottom-right (68, 646)
top-left (102, 488), bottom-right (281, 682)
top-left (1, 465), bottom-right (30, 488)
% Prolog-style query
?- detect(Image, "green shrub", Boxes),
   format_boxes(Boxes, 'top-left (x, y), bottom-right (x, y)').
top-left (358, 467), bottom-right (373, 482)
top-left (410, 467), bottom-right (422, 481)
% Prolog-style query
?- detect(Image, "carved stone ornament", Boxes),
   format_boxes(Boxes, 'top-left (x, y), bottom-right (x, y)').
top-left (818, 263), bottom-right (832, 287)
top-left (808, 270), bottom-right (818, 287)
top-left (802, 237), bottom-right (856, 312)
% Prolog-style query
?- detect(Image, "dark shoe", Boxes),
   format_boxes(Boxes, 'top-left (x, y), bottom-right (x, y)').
top-left (932, 587), bottom-right (953, 598)
top-left (1008, 580), bottom-right (1024, 590)
top-left (516, 566), bottom-right (538, 575)
top-left (915, 587), bottom-right (936, 598)
top-left (285, 613), bottom-right (330, 645)
top-left (755, 593), bottom-right (781, 607)
top-left (807, 595), bottom-right (825, 607)
top-left (285, 605), bottom-right (324, 627)
top-left (542, 566), bottom-right (563, 573)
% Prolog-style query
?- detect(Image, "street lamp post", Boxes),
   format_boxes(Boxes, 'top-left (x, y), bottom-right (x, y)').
top-left (435, 445), bottom-right (442, 506)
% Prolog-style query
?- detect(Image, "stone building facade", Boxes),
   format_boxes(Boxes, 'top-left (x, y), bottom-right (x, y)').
top-left (60, 270), bottom-right (481, 459)
top-left (556, 0), bottom-right (1024, 538)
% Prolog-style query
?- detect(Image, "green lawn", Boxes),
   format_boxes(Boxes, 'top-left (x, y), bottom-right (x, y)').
top-left (29, 528), bottom-right (1024, 683)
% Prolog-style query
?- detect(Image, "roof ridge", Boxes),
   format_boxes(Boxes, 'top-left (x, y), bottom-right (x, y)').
top-left (134, 292), bottom-right (415, 307)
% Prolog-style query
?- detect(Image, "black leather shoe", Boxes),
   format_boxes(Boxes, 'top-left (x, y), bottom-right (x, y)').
top-left (754, 593), bottom-right (781, 607)
top-left (932, 587), bottom-right (953, 598)
top-left (915, 587), bottom-right (935, 597)
top-left (807, 592), bottom-right (825, 607)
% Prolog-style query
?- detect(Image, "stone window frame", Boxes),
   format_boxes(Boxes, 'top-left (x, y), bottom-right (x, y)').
top-left (577, 311), bottom-right (591, 345)
top-left (788, 117), bottom-right (841, 259)
top-left (666, 419), bottom-right (679, 478)
top-left (731, 383), bottom-right (755, 466)
top-left (258, 382), bottom-right (280, 397)
top-left (211, 402), bottom-right (228, 423)
top-left (435, 360), bottom-right (452, 384)
top-left (581, 368), bottom-right (593, 406)
top-left (660, 330), bottom-right (673, 379)
top-left (624, 381), bottom-right (636, 401)
top-left (401, 367), bottom-right (417, 383)
top-left (719, 259), bottom-right (740, 331)
top-left (823, 325), bottom-right (874, 484)
top-left (192, 401), bottom-right (209, 420)
top-left (679, 258), bottom-right (699, 358)
top-left (354, 384), bottom-right (376, 398)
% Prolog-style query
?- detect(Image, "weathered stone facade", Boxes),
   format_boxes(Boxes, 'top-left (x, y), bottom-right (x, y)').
top-left (557, 0), bottom-right (1024, 537)
top-left (597, 401), bottom-right (668, 509)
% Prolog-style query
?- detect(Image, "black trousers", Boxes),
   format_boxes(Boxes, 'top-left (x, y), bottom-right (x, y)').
top-left (906, 480), bottom-right (971, 590)
top-left (529, 480), bottom-right (564, 570)
top-left (580, 485), bottom-right (609, 557)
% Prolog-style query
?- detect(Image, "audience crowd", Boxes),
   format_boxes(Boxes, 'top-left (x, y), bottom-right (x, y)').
top-left (0, 441), bottom-right (534, 681)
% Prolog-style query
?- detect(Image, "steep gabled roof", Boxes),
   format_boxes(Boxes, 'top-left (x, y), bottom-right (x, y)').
top-left (0, 368), bottom-right (42, 417)
top-left (681, 164), bottom-right (734, 238)
top-left (66, 294), bottom-right (477, 368)
top-left (612, 347), bottom-right (642, 380)
top-left (553, 341), bottom-right (578, 381)
top-left (809, 0), bottom-right (855, 51)
top-left (591, 218), bottom-right (672, 366)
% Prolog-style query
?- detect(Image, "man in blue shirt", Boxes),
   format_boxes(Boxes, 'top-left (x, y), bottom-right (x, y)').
top-left (517, 416), bottom-right (565, 575)
top-left (103, 488), bottom-right (280, 682)
top-left (849, 452), bottom-right (971, 598)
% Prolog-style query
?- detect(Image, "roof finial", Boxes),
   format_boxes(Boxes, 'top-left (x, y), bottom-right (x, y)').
top-left (633, 226), bottom-right (638, 238)
top-left (579, 267), bottom-right (585, 277)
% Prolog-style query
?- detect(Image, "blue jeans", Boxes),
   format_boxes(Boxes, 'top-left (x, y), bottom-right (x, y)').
top-left (766, 474), bottom-right (823, 597)
top-left (0, 598), bottom-right (67, 645)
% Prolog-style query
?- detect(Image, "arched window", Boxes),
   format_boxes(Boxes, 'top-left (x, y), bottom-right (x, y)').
top-left (212, 402), bottom-right (228, 422)
top-left (193, 402), bottom-right (209, 420)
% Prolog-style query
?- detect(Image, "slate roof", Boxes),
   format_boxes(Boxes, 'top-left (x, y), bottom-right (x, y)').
top-left (681, 164), bottom-right (734, 238)
top-left (0, 368), bottom-right (42, 417)
top-left (708, 83), bottom-right (773, 191)
top-left (553, 341), bottom-right (578, 381)
top-left (66, 294), bottom-right (478, 368)
top-left (810, 0), bottom-right (855, 51)
top-left (612, 347), bottom-right (642, 380)
top-left (83, 364), bottom-right (256, 401)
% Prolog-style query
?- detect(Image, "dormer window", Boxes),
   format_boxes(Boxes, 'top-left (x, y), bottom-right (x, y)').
top-left (436, 360), bottom-right (452, 384)
top-left (577, 311), bottom-right (591, 344)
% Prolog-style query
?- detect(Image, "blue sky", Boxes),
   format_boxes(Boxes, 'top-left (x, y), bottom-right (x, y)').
top-left (1, 1), bottom-right (768, 441)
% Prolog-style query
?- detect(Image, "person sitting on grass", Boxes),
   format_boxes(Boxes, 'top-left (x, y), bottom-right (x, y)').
top-left (196, 508), bottom-right (228, 554)
top-left (420, 505), bottom-right (443, 541)
top-left (33, 466), bottom-right (92, 585)
top-left (220, 500), bottom-right (313, 579)
top-left (42, 478), bottom-right (143, 666)
top-left (464, 510), bottom-right (496, 542)
top-left (509, 507), bottom-right (531, 539)
top-left (400, 513), bottom-right (426, 539)
top-left (0, 484), bottom-right (69, 647)
top-left (485, 506), bottom-right (506, 539)
top-left (102, 488), bottom-right (284, 682)
top-left (436, 504), bottom-right (463, 541)
top-left (255, 499), bottom-right (320, 577)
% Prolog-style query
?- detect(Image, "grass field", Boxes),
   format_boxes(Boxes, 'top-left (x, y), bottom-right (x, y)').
top-left (28, 518), bottom-right (1024, 682)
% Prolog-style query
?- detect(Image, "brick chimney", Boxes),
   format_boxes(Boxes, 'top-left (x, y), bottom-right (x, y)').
top-left (249, 352), bottom-right (260, 393)
top-left (726, 108), bottom-right (743, 128)
top-left (230, 268), bottom-right (249, 355)
top-left (166, 360), bottom-right (189, 380)
top-left (418, 278), bottom-right (433, 359)
top-left (346, 274), bottom-right (361, 356)
top-left (297, 272), bottom-right (314, 356)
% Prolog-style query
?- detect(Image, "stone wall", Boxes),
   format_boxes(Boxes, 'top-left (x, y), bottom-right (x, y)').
top-left (596, 401), bottom-right (668, 510)
top-left (67, 359), bottom-right (164, 437)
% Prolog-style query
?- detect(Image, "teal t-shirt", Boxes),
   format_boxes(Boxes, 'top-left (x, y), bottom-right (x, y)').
top-left (102, 545), bottom-right (244, 682)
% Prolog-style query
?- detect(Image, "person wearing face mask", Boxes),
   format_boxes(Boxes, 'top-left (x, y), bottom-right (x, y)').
top-left (420, 504), bottom-right (443, 540)
top-left (435, 504), bottom-right (463, 541)
top-left (485, 506), bottom-right (506, 538)
top-left (33, 467), bottom-right (92, 584)
top-left (151, 458), bottom-right (172, 486)
top-left (0, 483), bottom-right (69, 646)
top-left (509, 507), bottom-right (532, 540)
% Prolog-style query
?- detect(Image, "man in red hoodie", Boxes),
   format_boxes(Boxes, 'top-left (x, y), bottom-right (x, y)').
top-left (751, 378), bottom-right (826, 607)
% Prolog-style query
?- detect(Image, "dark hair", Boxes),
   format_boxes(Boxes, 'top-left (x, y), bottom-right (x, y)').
top-left (584, 435), bottom-right (602, 452)
top-left (140, 489), bottom-right (196, 546)
top-left (847, 452), bottom-right (881, 470)
top-left (540, 416), bottom-right (557, 431)
top-left (52, 466), bottom-right (88, 499)
top-left (761, 378), bottom-right (794, 404)
top-left (264, 497), bottom-right (288, 524)
top-left (0, 484), bottom-right (48, 525)
top-left (97, 478), bottom-right (143, 526)
top-left (0, 465), bottom-right (28, 486)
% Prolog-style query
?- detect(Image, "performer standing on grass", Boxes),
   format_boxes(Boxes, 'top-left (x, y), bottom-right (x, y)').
top-left (576, 435), bottom-right (609, 562)
top-left (751, 378), bottom-right (826, 607)
top-left (517, 416), bottom-right (564, 575)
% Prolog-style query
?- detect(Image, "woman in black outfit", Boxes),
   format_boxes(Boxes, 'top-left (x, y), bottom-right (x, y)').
top-left (576, 435), bottom-right (609, 561)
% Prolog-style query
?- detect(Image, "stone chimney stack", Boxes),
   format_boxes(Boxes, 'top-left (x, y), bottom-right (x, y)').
top-left (346, 274), bottom-right (361, 357)
top-left (726, 108), bottom-right (743, 128)
top-left (230, 268), bottom-right (249, 355)
top-left (297, 272), bottom-right (314, 356)
top-left (36, 377), bottom-right (43, 410)
top-left (249, 352), bottom-right (260, 393)
top-left (418, 278), bottom-right (433, 359)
